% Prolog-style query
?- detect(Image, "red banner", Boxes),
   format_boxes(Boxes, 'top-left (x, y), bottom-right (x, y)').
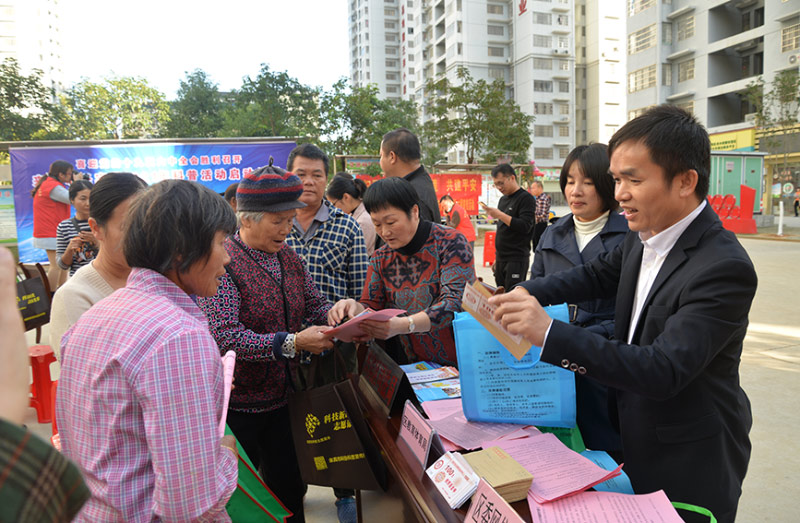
top-left (356, 173), bottom-right (482, 216)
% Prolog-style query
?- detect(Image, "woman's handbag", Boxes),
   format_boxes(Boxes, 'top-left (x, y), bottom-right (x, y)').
top-left (16, 275), bottom-right (50, 331)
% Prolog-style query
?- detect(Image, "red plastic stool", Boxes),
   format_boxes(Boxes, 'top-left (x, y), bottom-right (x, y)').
top-left (29, 345), bottom-right (56, 423)
top-left (483, 231), bottom-right (496, 267)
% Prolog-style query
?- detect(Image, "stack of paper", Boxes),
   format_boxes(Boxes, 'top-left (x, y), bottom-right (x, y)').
top-left (400, 360), bottom-right (462, 402)
top-left (425, 451), bottom-right (480, 509)
top-left (528, 490), bottom-right (684, 523)
top-left (491, 434), bottom-right (623, 503)
top-left (463, 446), bottom-right (533, 503)
top-left (428, 411), bottom-right (520, 450)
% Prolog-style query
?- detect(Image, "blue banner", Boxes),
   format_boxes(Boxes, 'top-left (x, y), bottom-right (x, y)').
top-left (454, 306), bottom-right (576, 428)
top-left (10, 141), bottom-right (296, 263)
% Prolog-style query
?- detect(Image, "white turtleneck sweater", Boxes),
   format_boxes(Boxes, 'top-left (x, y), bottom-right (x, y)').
top-left (573, 210), bottom-right (610, 252)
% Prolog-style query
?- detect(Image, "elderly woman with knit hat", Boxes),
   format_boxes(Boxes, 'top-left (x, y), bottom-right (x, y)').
top-left (198, 165), bottom-right (334, 523)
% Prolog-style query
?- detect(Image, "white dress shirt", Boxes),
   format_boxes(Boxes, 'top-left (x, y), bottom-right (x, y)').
top-left (627, 201), bottom-right (706, 343)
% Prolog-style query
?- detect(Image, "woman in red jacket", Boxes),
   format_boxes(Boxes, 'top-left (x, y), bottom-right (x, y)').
top-left (440, 194), bottom-right (476, 250)
top-left (31, 160), bottom-right (73, 289)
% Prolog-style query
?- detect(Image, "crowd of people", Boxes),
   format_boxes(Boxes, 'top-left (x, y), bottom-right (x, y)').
top-left (2, 108), bottom-right (758, 523)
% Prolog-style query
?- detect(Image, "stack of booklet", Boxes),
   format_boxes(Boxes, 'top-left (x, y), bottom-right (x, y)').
top-left (462, 446), bottom-right (534, 503)
top-left (425, 451), bottom-right (480, 509)
top-left (400, 361), bottom-right (461, 402)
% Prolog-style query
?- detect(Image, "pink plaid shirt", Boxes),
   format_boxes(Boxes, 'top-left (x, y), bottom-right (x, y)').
top-left (57, 268), bottom-right (238, 522)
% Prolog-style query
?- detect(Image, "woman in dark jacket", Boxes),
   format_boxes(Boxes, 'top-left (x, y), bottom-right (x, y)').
top-left (530, 143), bottom-right (628, 457)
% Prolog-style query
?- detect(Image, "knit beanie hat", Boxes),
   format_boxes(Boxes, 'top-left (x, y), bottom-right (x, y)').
top-left (236, 160), bottom-right (306, 213)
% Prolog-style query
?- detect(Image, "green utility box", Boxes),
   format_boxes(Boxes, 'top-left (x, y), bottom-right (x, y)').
top-left (709, 152), bottom-right (766, 214)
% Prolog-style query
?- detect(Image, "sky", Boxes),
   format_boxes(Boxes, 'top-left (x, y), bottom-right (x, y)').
top-left (60, 1), bottom-right (350, 99)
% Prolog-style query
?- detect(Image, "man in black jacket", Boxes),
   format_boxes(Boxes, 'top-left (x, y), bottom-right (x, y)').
top-left (489, 105), bottom-right (756, 523)
top-left (483, 163), bottom-right (536, 290)
top-left (379, 128), bottom-right (441, 224)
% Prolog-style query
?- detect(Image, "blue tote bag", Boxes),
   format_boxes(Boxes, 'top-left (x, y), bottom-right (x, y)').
top-left (454, 305), bottom-right (576, 428)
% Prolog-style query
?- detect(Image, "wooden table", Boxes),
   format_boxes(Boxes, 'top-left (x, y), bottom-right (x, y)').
top-left (355, 378), bottom-right (533, 522)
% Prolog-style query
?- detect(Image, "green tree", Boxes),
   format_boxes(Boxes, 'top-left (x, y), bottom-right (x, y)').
top-left (57, 76), bottom-right (170, 139)
top-left (423, 67), bottom-right (533, 164)
top-left (219, 64), bottom-right (319, 140)
top-left (166, 69), bottom-right (225, 138)
top-left (744, 70), bottom-right (800, 180)
top-left (0, 58), bottom-right (55, 141)
top-left (319, 78), bottom-right (418, 162)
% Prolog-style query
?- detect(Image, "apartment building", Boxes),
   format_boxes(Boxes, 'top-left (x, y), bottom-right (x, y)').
top-left (626, 0), bottom-right (799, 132)
top-left (348, 0), bottom-right (630, 170)
top-left (0, 0), bottom-right (64, 95)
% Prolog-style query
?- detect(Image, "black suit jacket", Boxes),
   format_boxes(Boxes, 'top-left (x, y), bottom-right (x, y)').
top-left (520, 204), bottom-right (756, 522)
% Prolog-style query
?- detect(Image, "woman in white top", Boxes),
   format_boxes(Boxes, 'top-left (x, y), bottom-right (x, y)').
top-left (326, 172), bottom-right (377, 256)
top-left (529, 143), bottom-right (628, 459)
top-left (49, 173), bottom-right (147, 359)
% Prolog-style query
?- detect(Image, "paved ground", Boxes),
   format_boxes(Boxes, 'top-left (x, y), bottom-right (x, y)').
top-left (22, 217), bottom-right (800, 522)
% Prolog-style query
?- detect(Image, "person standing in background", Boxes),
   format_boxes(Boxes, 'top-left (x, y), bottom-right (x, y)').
top-left (326, 172), bottom-right (377, 256)
top-left (56, 180), bottom-right (97, 278)
top-left (483, 164), bottom-right (536, 290)
top-left (379, 128), bottom-right (441, 224)
top-left (530, 179), bottom-right (551, 250)
top-left (31, 160), bottom-right (73, 290)
top-left (440, 194), bottom-right (476, 250)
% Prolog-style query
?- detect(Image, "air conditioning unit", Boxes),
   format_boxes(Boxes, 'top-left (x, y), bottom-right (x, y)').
top-left (552, 48), bottom-right (560, 54)
top-left (790, 54), bottom-right (799, 65)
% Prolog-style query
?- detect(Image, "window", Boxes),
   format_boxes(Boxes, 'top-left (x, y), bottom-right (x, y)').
top-left (559, 126), bottom-right (570, 137)
top-left (386, 86), bottom-right (398, 93)
top-left (628, 106), bottom-right (652, 120)
top-left (559, 60), bottom-right (569, 71)
top-left (782, 23), bottom-right (800, 52)
top-left (675, 100), bottom-right (694, 114)
top-left (628, 64), bottom-right (657, 93)
top-left (534, 12), bottom-right (552, 25)
top-left (488, 25), bottom-right (504, 36)
top-left (558, 36), bottom-right (569, 49)
top-left (556, 15), bottom-right (569, 26)
top-left (534, 80), bottom-right (553, 92)
top-left (488, 46), bottom-right (505, 57)
top-left (386, 59), bottom-right (398, 67)
top-left (489, 67), bottom-right (506, 79)
top-left (535, 125), bottom-right (554, 137)
top-left (533, 35), bottom-right (552, 47)
top-left (534, 148), bottom-right (554, 160)
top-left (628, 0), bottom-right (655, 17)
top-left (559, 103), bottom-right (570, 115)
top-left (742, 12), bottom-right (751, 32)
top-left (385, 21), bottom-right (396, 29)
top-left (385, 8), bottom-right (396, 15)
top-left (386, 33), bottom-right (398, 42)
top-left (559, 81), bottom-right (570, 93)
top-left (533, 58), bottom-right (553, 70)
top-left (386, 46), bottom-right (398, 55)
top-left (663, 63), bottom-right (672, 86)
top-left (534, 103), bottom-right (553, 115)
top-left (558, 147), bottom-right (570, 159)
top-left (678, 59), bottom-right (694, 82)
top-left (662, 23), bottom-right (672, 44)
top-left (487, 4), bottom-right (504, 15)
top-left (386, 72), bottom-right (398, 80)
top-left (628, 24), bottom-right (656, 55)
top-left (677, 15), bottom-right (694, 41)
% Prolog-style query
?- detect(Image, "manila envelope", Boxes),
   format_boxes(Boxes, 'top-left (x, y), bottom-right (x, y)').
top-left (460, 281), bottom-right (533, 360)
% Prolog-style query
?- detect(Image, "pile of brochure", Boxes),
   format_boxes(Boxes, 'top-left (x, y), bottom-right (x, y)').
top-left (425, 451), bottom-right (480, 509)
top-left (463, 446), bottom-right (533, 503)
top-left (400, 361), bottom-right (461, 402)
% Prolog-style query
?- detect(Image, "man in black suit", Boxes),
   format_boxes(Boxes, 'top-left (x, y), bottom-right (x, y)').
top-left (490, 105), bottom-right (756, 523)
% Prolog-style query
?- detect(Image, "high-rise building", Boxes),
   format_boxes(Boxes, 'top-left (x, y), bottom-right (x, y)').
top-left (347, 0), bottom-right (628, 170)
top-left (625, 0), bottom-right (799, 132)
top-left (0, 0), bottom-right (64, 95)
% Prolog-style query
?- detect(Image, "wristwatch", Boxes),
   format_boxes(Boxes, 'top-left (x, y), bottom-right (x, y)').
top-left (407, 316), bottom-right (415, 333)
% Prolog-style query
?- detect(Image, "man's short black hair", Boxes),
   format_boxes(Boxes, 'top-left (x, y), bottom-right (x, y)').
top-left (491, 163), bottom-right (516, 179)
top-left (608, 104), bottom-right (710, 200)
top-left (287, 143), bottom-right (329, 175)
top-left (224, 182), bottom-right (239, 203)
top-left (439, 194), bottom-right (454, 203)
top-left (363, 177), bottom-right (419, 218)
top-left (381, 128), bottom-right (421, 162)
top-left (124, 180), bottom-right (236, 275)
top-left (559, 144), bottom-right (618, 212)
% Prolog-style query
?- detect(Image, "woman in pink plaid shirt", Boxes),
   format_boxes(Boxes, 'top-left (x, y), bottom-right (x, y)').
top-left (57, 180), bottom-right (240, 522)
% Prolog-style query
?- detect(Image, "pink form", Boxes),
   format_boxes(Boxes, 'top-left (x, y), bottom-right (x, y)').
top-left (492, 434), bottom-right (623, 503)
top-left (428, 411), bottom-right (521, 450)
top-left (327, 308), bottom-right (406, 342)
top-left (528, 490), bottom-right (684, 523)
top-left (218, 350), bottom-right (236, 438)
